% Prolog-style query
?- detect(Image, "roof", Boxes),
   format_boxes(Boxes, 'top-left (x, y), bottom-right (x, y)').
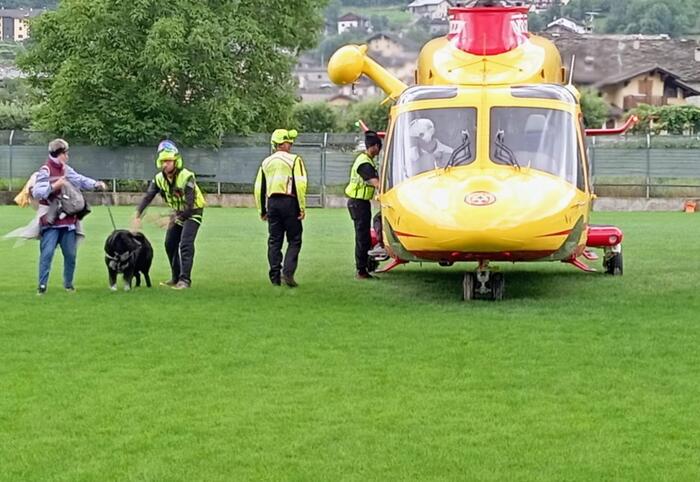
top-left (366, 32), bottom-right (421, 51)
top-left (594, 65), bottom-right (700, 95)
top-left (337, 13), bottom-right (366, 22)
top-left (328, 94), bottom-right (356, 103)
top-left (545, 17), bottom-right (586, 33)
top-left (408, 0), bottom-right (451, 8)
top-left (367, 33), bottom-right (400, 43)
top-left (0, 8), bottom-right (43, 19)
top-left (542, 32), bottom-right (700, 85)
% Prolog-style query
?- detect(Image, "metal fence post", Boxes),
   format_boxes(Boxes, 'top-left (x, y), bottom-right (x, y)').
top-left (217, 149), bottom-right (222, 196)
top-left (8, 130), bottom-right (15, 192)
top-left (321, 132), bottom-right (328, 207)
top-left (645, 133), bottom-right (651, 199)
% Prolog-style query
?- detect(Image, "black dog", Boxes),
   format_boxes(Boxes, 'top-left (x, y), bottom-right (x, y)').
top-left (104, 230), bottom-right (153, 291)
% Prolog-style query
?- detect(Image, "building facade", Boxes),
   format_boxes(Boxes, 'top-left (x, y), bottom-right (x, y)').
top-left (0, 9), bottom-right (41, 41)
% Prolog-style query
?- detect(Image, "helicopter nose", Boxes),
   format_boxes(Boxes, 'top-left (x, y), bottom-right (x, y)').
top-left (389, 169), bottom-right (580, 252)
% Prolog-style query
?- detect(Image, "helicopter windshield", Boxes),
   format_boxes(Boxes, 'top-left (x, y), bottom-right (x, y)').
top-left (386, 107), bottom-right (477, 188)
top-left (490, 107), bottom-right (581, 186)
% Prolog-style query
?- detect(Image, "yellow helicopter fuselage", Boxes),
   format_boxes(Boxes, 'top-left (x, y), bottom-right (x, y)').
top-left (328, 5), bottom-right (593, 266)
top-left (380, 88), bottom-right (590, 263)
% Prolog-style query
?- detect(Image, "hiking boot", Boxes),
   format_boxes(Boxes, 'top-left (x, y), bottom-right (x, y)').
top-left (159, 279), bottom-right (177, 287)
top-left (282, 275), bottom-right (298, 288)
top-left (65, 286), bottom-right (76, 293)
top-left (171, 280), bottom-right (190, 290)
top-left (355, 272), bottom-right (376, 280)
top-left (37, 285), bottom-right (47, 295)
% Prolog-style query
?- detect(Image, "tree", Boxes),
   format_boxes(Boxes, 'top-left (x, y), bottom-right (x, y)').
top-left (339, 98), bottom-right (391, 132)
top-left (317, 29), bottom-right (368, 64)
top-left (0, 78), bottom-right (36, 129)
top-left (291, 102), bottom-right (339, 132)
top-left (404, 17), bottom-right (432, 46)
top-left (528, 13), bottom-right (546, 33)
top-left (579, 89), bottom-right (609, 128)
top-left (595, 0), bottom-right (699, 36)
top-left (324, 0), bottom-right (342, 24)
top-left (0, 102), bottom-right (31, 130)
top-left (18, 0), bottom-right (328, 146)
top-left (629, 104), bottom-right (700, 134)
top-left (370, 14), bottom-right (389, 32)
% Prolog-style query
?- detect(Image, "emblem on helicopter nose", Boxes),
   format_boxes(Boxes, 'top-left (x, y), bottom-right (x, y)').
top-left (465, 191), bottom-right (496, 206)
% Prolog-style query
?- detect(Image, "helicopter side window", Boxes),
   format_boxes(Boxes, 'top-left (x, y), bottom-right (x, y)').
top-left (577, 115), bottom-right (589, 192)
top-left (386, 107), bottom-right (477, 189)
top-left (490, 107), bottom-right (579, 187)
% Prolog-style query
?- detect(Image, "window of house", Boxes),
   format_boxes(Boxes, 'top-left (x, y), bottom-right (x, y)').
top-left (663, 82), bottom-right (677, 99)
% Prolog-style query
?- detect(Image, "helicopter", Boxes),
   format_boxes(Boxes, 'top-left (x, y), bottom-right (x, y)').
top-left (327, 0), bottom-right (634, 300)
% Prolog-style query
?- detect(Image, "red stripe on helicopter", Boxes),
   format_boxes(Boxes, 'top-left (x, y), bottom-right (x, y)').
top-left (538, 229), bottom-right (573, 238)
top-left (394, 230), bottom-right (428, 238)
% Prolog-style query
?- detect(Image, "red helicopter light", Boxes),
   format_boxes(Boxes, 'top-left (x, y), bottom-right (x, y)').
top-left (447, 5), bottom-right (529, 56)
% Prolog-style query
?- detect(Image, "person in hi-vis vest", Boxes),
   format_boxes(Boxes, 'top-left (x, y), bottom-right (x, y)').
top-left (132, 140), bottom-right (205, 290)
top-left (345, 131), bottom-right (384, 279)
top-left (254, 129), bottom-right (308, 287)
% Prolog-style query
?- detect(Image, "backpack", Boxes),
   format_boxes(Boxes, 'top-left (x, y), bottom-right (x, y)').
top-left (45, 181), bottom-right (91, 224)
top-left (58, 181), bottom-right (86, 215)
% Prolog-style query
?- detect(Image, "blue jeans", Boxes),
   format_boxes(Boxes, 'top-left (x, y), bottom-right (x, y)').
top-left (38, 227), bottom-right (77, 289)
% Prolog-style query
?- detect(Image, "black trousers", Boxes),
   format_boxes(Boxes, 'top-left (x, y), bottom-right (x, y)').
top-left (348, 198), bottom-right (372, 273)
top-left (267, 196), bottom-right (303, 283)
top-left (165, 217), bottom-right (201, 284)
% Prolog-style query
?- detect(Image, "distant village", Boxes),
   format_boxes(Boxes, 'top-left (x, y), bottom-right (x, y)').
top-left (296, 0), bottom-right (700, 128)
top-left (2, 1), bottom-right (700, 129)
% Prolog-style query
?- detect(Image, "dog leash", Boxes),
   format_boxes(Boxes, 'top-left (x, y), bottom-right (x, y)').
top-left (102, 191), bottom-right (117, 231)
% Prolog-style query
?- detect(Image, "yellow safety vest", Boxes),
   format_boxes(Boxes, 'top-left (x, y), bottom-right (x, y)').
top-left (345, 152), bottom-right (377, 200)
top-left (155, 168), bottom-right (205, 214)
top-left (254, 151), bottom-right (308, 213)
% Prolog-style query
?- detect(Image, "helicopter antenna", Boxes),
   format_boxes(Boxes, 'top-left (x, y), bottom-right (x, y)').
top-left (568, 54), bottom-right (576, 86)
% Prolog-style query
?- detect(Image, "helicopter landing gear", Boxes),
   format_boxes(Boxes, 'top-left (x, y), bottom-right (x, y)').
top-left (603, 244), bottom-right (623, 276)
top-left (463, 261), bottom-right (504, 301)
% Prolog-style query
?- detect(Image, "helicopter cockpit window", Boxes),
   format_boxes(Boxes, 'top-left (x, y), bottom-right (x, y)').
top-left (386, 107), bottom-right (477, 189)
top-left (489, 107), bottom-right (580, 187)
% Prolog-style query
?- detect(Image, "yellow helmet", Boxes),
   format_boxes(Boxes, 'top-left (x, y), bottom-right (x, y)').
top-left (270, 129), bottom-right (298, 147)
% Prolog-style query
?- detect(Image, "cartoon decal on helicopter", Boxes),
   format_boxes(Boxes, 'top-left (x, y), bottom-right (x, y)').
top-left (328, 0), bottom-right (634, 300)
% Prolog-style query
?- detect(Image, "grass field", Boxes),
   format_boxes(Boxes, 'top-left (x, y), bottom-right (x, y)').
top-left (341, 5), bottom-right (413, 25)
top-left (1, 206), bottom-right (700, 480)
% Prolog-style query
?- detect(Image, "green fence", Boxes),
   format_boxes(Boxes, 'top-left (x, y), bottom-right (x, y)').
top-left (2, 131), bottom-right (700, 198)
top-left (589, 134), bottom-right (700, 197)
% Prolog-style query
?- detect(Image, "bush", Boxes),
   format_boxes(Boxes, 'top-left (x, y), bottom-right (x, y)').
top-left (338, 98), bottom-right (391, 132)
top-left (291, 102), bottom-right (338, 132)
top-left (0, 102), bottom-right (31, 130)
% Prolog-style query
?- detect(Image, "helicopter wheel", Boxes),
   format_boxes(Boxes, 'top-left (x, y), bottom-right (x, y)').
top-left (491, 273), bottom-right (505, 301)
top-left (463, 272), bottom-right (475, 300)
top-left (463, 271), bottom-right (505, 301)
top-left (603, 246), bottom-right (623, 276)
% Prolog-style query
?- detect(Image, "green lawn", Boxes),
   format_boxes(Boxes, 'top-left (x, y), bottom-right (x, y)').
top-left (1, 207), bottom-right (699, 480)
top-left (342, 5), bottom-right (413, 25)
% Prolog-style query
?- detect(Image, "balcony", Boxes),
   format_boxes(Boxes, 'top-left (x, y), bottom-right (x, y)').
top-left (623, 95), bottom-right (667, 110)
